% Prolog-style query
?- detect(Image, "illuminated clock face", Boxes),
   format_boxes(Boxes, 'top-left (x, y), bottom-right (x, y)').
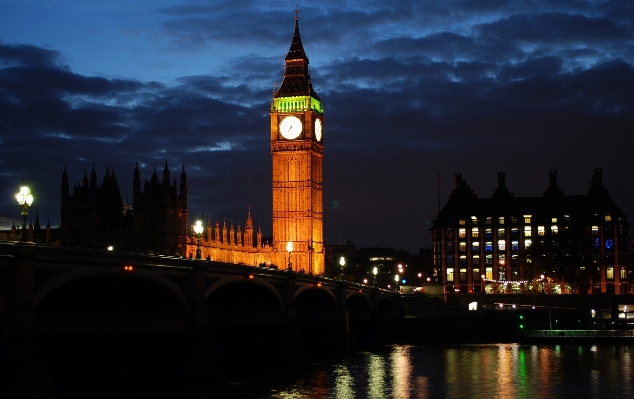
top-left (314, 118), bottom-right (322, 142)
top-left (279, 116), bottom-right (302, 139)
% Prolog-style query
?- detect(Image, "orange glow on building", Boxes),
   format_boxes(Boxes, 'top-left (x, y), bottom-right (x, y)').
top-left (183, 16), bottom-right (325, 275)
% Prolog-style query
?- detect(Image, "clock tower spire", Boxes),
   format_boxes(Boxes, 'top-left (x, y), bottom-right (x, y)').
top-left (270, 12), bottom-right (324, 274)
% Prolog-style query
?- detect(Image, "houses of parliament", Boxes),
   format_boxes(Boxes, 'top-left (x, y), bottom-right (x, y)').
top-left (57, 15), bottom-right (325, 275)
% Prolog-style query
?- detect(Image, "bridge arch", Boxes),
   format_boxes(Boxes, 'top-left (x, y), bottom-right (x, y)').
top-left (204, 276), bottom-right (283, 306)
top-left (35, 267), bottom-right (190, 314)
top-left (36, 272), bottom-right (189, 333)
top-left (205, 279), bottom-right (286, 366)
top-left (296, 287), bottom-right (339, 323)
top-left (346, 292), bottom-right (372, 320)
top-left (206, 280), bottom-right (284, 326)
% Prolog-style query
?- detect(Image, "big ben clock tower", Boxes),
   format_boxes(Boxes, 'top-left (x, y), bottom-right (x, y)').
top-left (271, 12), bottom-right (324, 274)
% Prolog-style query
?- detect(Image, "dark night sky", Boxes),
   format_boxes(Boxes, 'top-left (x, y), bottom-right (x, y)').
top-left (0, 1), bottom-right (632, 253)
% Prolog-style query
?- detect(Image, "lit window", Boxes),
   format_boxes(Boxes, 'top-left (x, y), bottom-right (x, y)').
top-left (605, 214), bottom-right (612, 222)
top-left (485, 242), bottom-right (493, 251)
top-left (511, 241), bottom-right (519, 251)
top-left (498, 228), bottom-right (506, 238)
top-left (607, 267), bottom-right (614, 279)
top-left (485, 254), bottom-right (493, 264)
top-left (499, 254), bottom-right (506, 265)
top-left (447, 268), bottom-right (454, 281)
top-left (471, 216), bottom-right (478, 224)
top-left (473, 255), bottom-right (480, 264)
top-left (473, 269), bottom-right (480, 281)
top-left (498, 240), bottom-right (506, 251)
top-left (499, 217), bottom-right (505, 225)
top-left (564, 215), bottom-right (570, 222)
top-left (591, 226), bottom-right (599, 235)
top-left (512, 218), bottom-right (517, 224)
top-left (485, 267), bottom-right (493, 280)
top-left (485, 229), bottom-right (492, 238)
top-left (472, 242), bottom-right (480, 251)
top-left (551, 225), bottom-right (559, 235)
top-left (511, 228), bottom-right (519, 236)
top-left (593, 237), bottom-right (600, 248)
top-left (459, 242), bottom-right (467, 251)
top-left (459, 228), bottom-right (466, 238)
top-left (621, 269), bottom-right (627, 279)
top-left (459, 256), bottom-right (467, 266)
top-left (538, 226), bottom-right (545, 236)
top-left (524, 215), bottom-right (532, 224)
top-left (605, 239), bottom-right (614, 249)
top-left (525, 239), bottom-right (532, 248)
top-left (472, 228), bottom-right (479, 238)
top-left (460, 268), bottom-right (467, 281)
top-left (551, 217), bottom-right (557, 223)
top-left (524, 226), bottom-right (532, 237)
top-left (486, 217), bottom-right (492, 225)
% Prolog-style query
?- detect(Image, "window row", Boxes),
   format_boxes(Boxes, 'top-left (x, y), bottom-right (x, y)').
top-left (455, 214), bottom-right (614, 227)
top-left (446, 266), bottom-right (519, 282)
top-left (448, 240), bottom-right (524, 252)
top-left (446, 254), bottom-right (520, 266)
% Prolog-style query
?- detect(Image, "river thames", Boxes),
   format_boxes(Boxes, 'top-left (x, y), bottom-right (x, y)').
top-left (212, 344), bottom-right (634, 399)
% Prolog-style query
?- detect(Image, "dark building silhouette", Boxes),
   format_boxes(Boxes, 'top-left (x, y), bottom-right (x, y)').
top-left (0, 212), bottom-right (58, 244)
top-left (432, 169), bottom-right (630, 295)
top-left (61, 162), bottom-right (188, 255)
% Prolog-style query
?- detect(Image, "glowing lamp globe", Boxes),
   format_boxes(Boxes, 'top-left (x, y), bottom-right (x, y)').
top-left (15, 186), bottom-right (34, 207)
top-left (194, 220), bottom-right (203, 235)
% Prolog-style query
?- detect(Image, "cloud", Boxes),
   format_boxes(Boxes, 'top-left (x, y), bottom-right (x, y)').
top-left (0, 0), bottom-right (633, 253)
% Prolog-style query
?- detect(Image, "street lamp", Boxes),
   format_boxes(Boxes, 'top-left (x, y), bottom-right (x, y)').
top-left (395, 274), bottom-right (400, 292)
top-left (339, 256), bottom-right (346, 280)
top-left (286, 241), bottom-right (293, 271)
top-left (194, 220), bottom-right (203, 259)
top-left (15, 186), bottom-right (33, 242)
top-left (373, 267), bottom-right (378, 287)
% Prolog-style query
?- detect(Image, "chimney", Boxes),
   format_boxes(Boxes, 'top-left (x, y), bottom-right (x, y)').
top-left (454, 173), bottom-right (462, 189)
top-left (498, 172), bottom-right (506, 188)
top-left (549, 170), bottom-right (557, 187)
top-left (592, 168), bottom-right (603, 187)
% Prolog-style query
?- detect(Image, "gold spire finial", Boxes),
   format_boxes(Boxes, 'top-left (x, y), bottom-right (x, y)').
top-left (295, 5), bottom-right (299, 23)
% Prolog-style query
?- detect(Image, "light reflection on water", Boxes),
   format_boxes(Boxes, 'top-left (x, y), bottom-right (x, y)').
top-left (264, 344), bottom-right (634, 399)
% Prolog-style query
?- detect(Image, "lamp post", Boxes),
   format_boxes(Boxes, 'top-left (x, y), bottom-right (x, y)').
top-left (373, 267), bottom-right (378, 287)
top-left (194, 220), bottom-right (203, 259)
top-left (286, 241), bottom-right (293, 271)
top-left (15, 186), bottom-right (33, 242)
top-left (339, 256), bottom-right (346, 280)
top-left (395, 274), bottom-right (400, 293)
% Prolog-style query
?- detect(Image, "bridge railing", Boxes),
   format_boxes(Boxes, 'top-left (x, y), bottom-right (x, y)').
top-left (524, 330), bottom-right (634, 338)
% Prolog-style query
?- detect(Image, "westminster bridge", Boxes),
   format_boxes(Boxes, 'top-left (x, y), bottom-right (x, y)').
top-left (0, 240), bottom-right (400, 395)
